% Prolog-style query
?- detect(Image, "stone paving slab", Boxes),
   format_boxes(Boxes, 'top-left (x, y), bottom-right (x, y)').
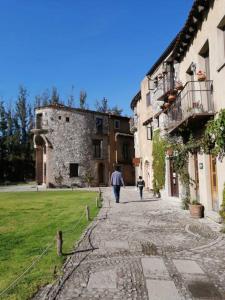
top-left (141, 257), bottom-right (169, 278)
top-left (173, 259), bottom-right (205, 274)
top-left (87, 269), bottom-right (117, 290)
top-left (146, 279), bottom-right (181, 300)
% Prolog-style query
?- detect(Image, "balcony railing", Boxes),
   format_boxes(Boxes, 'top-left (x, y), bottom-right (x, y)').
top-left (153, 71), bottom-right (174, 101)
top-left (167, 80), bottom-right (214, 132)
top-left (130, 117), bottom-right (138, 133)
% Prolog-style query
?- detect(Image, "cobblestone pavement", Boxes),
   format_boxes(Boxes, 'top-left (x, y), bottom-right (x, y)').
top-left (36, 187), bottom-right (225, 300)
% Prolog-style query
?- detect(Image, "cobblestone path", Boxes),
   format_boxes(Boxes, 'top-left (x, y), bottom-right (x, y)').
top-left (37, 187), bottom-right (225, 300)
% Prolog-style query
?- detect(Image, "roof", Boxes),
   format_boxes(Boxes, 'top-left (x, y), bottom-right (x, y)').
top-left (130, 90), bottom-right (141, 110)
top-left (146, 35), bottom-right (178, 77)
top-left (143, 117), bottom-right (153, 126)
top-left (172, 0), bottom-right (213, 61)
top-left (35, 103), bottom-right (130, 120)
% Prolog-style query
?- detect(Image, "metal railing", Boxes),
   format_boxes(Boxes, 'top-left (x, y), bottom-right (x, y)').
top-left (153, 71), bottom-right (174, 101)
top-left (167, 80), bottom-right (214, 130)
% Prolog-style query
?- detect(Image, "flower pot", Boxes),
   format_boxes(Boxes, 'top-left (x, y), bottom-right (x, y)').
top-left (166, 148), bottom-right (173, 156)
top-left (175, 84), bottom-right (183, 90)
top-left (168, 94), bottom-right (176, 102)
top-left (189, 204), bottom-right (204, 218)
top-left (164, 103), bottom-right (170, 109)
top-left (197, 74), bottom-right (206, 81)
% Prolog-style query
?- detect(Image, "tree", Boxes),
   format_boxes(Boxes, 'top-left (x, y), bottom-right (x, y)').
top-left (16, 86), bottom-right (28, 144)
top-left (41, 89), bottom-right (50, 106)
top-left (67, 85), bottom-right (75, 107)
top-left (95, 97), bottom-right (109, 113)
top-left (0, 101), bottom-right (7, 181)
top-left (109, 105), bottom-right (123, 116)
top-left (51, 86), bottom-right (60, 104)
top-left (79, 90), bottom-right (87, 109)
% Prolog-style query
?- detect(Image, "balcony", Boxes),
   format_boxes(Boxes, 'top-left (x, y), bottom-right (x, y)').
top-left (130, 116), bottom-right (138, 133)
top-left (153, 71), bottom-right (174, 101)
top-left (167, 80), bottom-right (214, 133)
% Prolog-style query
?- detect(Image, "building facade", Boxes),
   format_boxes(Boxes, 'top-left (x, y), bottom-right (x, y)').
top-left (32, 104), bottom-right (134, 187)
top-left (131, 0), bottom-right (225, 219)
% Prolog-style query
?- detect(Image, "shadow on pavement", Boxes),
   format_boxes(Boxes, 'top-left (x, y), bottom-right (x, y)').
top-left (120, 199), bottom-right (159, 204)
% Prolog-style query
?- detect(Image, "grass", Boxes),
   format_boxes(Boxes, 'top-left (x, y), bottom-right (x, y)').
top-left (0, 190), bottom-right (99, 300)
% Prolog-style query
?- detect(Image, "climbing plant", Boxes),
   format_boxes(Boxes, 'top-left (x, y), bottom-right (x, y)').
top-left (203, 109), bottom-right (225, 160)
top-left (219, 184), bottom-right (225, 221)
top-left (152, 130), bottom-right (166, 194)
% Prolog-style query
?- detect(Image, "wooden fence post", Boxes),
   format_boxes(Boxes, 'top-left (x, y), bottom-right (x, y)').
top-left (86, 205), bottom-right (90, 221)
top-left (56, 230), bottom-right (63, 256)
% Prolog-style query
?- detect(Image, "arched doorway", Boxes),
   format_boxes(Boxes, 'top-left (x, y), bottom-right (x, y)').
top-left (98, 163), bottom-right (104, 185)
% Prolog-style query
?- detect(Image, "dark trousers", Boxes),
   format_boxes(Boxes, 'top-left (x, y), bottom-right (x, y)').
top-left (113, 185), bottom-right (121, 203)
top-left (139, 187), bottom-right (143, 199)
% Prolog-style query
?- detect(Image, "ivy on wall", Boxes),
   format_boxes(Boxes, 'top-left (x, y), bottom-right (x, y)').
top-left (219, 184), bottom-right (225, 221)
top-left (152, 130), bottom-right (166, 193)
top-left (204, 109), bottom-right (225, 160)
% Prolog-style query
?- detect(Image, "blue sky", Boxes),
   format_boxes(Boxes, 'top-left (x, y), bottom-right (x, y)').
top-left (0, 0), bottom-right (193, 115)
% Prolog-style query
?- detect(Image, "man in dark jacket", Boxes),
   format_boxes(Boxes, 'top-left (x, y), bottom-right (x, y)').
top-left (111, 166), bottom-right (125, 203)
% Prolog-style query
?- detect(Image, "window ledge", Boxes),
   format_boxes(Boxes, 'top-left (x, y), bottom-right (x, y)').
top-left (217, 62), bottom-right (225, 72)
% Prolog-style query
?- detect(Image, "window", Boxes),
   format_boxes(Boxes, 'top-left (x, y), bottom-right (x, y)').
top-left (146, 92), bottom-right (151, 106)
top-left (70, 163), bottom-right (79, 177)
top-left (218, 16), bottom-right (225, 59)
top-left (122, 143), bottom-right (130, 161)
top-left (114, 120), bottom-right (120, 129)
top-left (36, 113), bottom-right (42, 129)
top-left (66, 117), bottom-right (70, 122)
top-left (93, 139), bottom-right (102, 158)
top-left (58, 116), bottom-right (61, 120)
top-left (147, 125), bottom-right (153, 140)
top-left (96, 117), bottom-right (103, 133)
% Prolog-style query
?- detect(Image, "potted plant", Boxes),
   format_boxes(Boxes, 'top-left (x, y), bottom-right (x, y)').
top-left (168, 92), bottom-right (176, 102)
top-left (189, 199), bottom-right (204, 218)
top-left (192, 102), bottom-right (203, 113)
top-left (175, 80), bottom-right (184, 91)
top-left (197, 70), bottom-right (206, 81)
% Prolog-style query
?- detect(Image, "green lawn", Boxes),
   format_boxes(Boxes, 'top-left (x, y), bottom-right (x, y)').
top-left (0, 190), bottom-right (99, 300)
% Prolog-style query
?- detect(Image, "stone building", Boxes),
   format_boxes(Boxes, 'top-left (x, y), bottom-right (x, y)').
top-left (130, 0), bottom-right (225, 220)
top-left (32, 104), bottom-right (134, 187)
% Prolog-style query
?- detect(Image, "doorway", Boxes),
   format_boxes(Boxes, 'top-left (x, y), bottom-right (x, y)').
top-left (209, 155), bottom-right (219, 211)
top-left (169, 158), bottom-right (179, 197)
top-left (98, 163), bottom-right (105, 185)
top-left (193, 153), bottom-right (199, 201)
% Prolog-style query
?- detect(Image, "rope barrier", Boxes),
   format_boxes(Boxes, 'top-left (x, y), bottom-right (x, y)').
top-left (0, 242), bottom-right (54, 298)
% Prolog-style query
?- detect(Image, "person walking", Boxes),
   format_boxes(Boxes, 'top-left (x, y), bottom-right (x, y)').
top-left (111, 166), bottom-right (125, 203)
top-left (137, 176), bottom-right (145, 200)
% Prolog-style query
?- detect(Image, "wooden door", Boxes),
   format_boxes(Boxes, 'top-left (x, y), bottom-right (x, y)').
top-left (210, 155), bottom-right (219, 211)
top-left (169, 158), bottom-right (179, 197)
